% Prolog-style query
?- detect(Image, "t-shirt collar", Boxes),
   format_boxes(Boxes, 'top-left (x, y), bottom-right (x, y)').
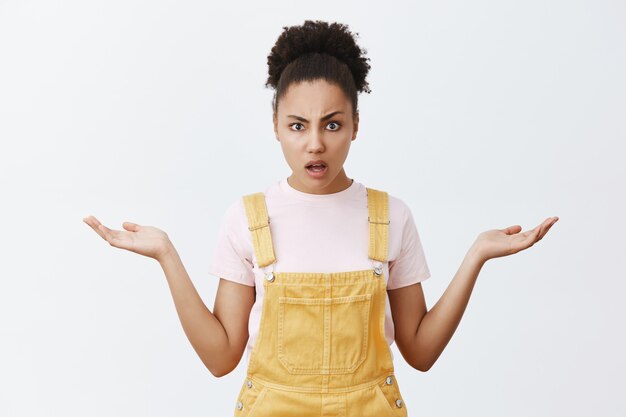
top-left (279, 177), bottom-right (359, 201)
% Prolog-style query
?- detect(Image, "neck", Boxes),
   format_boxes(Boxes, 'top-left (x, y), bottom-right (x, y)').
top-left (287, 170), bottom-right (353, 195)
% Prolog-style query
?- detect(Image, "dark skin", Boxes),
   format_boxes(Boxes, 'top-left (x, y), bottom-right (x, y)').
top-left (83, 78), bottom-right (559, 375)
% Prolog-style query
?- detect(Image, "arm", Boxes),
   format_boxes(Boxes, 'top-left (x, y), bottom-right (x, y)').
top-left (389, 216), bottom-right (558, 372)
top-left (159, 244), bottom-right (255, 378)
top-left (82, 216), bottom-right (254, 378)
top-left (388, 246), bottom-right (483, 372)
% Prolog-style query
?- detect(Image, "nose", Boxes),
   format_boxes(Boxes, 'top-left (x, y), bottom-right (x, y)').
top-left (306, 129), bottom-right (325, 153)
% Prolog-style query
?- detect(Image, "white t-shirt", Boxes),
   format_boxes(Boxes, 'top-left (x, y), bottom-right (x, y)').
top-left (208, 177), bottom-right (431, 366)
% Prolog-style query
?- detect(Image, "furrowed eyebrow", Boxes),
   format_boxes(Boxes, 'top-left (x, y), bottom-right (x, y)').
top-left (287, 111), bottom-right (344, 123)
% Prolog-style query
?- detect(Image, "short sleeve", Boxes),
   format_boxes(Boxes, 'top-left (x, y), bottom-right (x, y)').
top-left (207, 198), bottom-right (256, 287)
top-left (387, 204), bottom-right (431, 290)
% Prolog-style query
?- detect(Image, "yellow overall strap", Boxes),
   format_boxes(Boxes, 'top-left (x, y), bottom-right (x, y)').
top-left (242, 192), bottom-right (277, 268)
top-left (366, 187), bottom-right (390, 262)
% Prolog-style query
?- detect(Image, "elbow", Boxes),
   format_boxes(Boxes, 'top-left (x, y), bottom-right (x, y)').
top-left (410, 357), bottom-right (434, 373)
top-left (412, 363), bottom-right (432, 373)
top-left (205, 343), bottom-right (245, 378)
top-left (417, 362), bottom-right (433, 372)
top-left (209, 367), bottom-right (226, 378)
top-left (208, 364), bottom-right (235, 378)
top-left (399, 343), bottom-right (433, 372)
top-left (206, 357), bottom-right (237, 378)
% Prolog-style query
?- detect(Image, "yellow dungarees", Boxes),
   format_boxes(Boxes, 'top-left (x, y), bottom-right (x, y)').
top-left (233, 187), bottom-right (408, 417)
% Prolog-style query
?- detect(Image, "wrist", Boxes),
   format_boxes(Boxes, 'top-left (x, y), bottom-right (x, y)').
top-left (157, 239), bottom-right (178, 264)
top-left (467, 241), bottom-right (487, 267)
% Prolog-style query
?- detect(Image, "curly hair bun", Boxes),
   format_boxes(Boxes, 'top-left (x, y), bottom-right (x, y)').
top-left (266, 20), bottom-right (372, 94)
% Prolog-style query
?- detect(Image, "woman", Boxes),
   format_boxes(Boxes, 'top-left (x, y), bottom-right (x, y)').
top-left (83, 19), bottom-right (558, 416)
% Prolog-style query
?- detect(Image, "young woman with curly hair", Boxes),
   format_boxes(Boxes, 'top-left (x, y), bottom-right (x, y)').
top-left (84, 19), bottom-right (558, 416)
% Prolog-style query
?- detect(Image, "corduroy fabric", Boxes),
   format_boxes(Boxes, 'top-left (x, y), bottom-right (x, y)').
top-left (242, 192), bottom-right (277, 268)
top-left (233, 187), bottom-right (408, 417)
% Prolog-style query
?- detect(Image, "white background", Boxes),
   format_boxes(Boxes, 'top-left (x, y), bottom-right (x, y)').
top-left (1, 0), bottom-right (624, 416)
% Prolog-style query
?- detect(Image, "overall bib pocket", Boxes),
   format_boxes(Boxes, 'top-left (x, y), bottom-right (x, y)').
top-left (277, 293), bottom-right (372, 374)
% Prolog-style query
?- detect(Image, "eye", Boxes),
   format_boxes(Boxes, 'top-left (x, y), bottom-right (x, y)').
top-left (327, 121), bottom-right (341, 131)
top-left (288, 121), bottom-right (342, 131)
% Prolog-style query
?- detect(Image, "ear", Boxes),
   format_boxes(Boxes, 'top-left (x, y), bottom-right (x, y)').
top-left (273, 112), bottom-right (279, 141)
top-left (352, 111), bottom-right (359, 141)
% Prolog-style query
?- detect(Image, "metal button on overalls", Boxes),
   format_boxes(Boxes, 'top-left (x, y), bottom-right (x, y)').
top-left (238, 187), bottom-right (408, 416)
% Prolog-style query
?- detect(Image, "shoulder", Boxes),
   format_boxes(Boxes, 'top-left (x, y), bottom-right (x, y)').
top-left (222, 196), bottom-right (245, 221)
top-left (372, 188), bottom-right (411, 227)
top-left (389, 195), bottom-right (414, 245)
top-left (388, 192), bottom-right (410, 217)
top-left (223, 181), bottom-right (279, 224)
top-left (239, 180), bottom-right (282, 205)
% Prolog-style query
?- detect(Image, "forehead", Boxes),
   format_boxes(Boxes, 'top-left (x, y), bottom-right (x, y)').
top-left (278, 79), bottom-right (350, 115)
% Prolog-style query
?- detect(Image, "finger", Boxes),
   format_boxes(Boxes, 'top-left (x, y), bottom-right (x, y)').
top-left (536, 217), bottom-right (555, 239)
top-left (538, 216), bottom-right (559, 240)
top-left (122, 222), bottom-right (140, 232)
top-left (533, 217), bottom-right (556, 242)
top-left (502, 225), bottom-right (522, 235)
top-left (84, 217), bottom-right (107, 240)
top-left (520, 223), bottom-right (538, 237)
top-left (98, 224), bottom-right (118, 245)
top-left (521, 224), bottom-right (542, 246)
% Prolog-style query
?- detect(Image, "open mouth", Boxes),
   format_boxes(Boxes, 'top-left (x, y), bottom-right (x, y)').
top-left (306, 163), bottom-right (327, 172)
top-left (305, 161), bottom-right (328, 177)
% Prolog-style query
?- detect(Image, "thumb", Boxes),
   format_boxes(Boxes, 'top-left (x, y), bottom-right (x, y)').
top-left (122, 222), bottom-right (140, 232)
top-left (502, 225), bottom-right (522, 235)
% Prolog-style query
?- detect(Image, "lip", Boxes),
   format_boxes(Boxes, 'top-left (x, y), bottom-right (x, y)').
top-left (305, 162), bottom-right (328, 179)
top-left (305, 159), bottom-right (327, 168)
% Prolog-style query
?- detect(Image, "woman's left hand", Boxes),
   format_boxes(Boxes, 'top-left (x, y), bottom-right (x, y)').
top-left (473, 216), bottom-right (559, 263)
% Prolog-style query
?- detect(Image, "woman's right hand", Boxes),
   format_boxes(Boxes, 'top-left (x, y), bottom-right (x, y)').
top-left (83, 215), bottom-right (173, 262)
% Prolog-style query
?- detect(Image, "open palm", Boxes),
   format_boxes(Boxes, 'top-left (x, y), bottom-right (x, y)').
top-left (83, 215), bottom-right (171, 261)
top-left (475, 216), bottom-right (559, 262)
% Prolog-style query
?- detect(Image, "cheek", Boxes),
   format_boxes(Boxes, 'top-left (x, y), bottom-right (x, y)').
top-left (280, 142), bottom-right (301, 164)
top-left (281, 139), bottom-right (301, 154)
top-left (334, 137), bottom-right (353, 153)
